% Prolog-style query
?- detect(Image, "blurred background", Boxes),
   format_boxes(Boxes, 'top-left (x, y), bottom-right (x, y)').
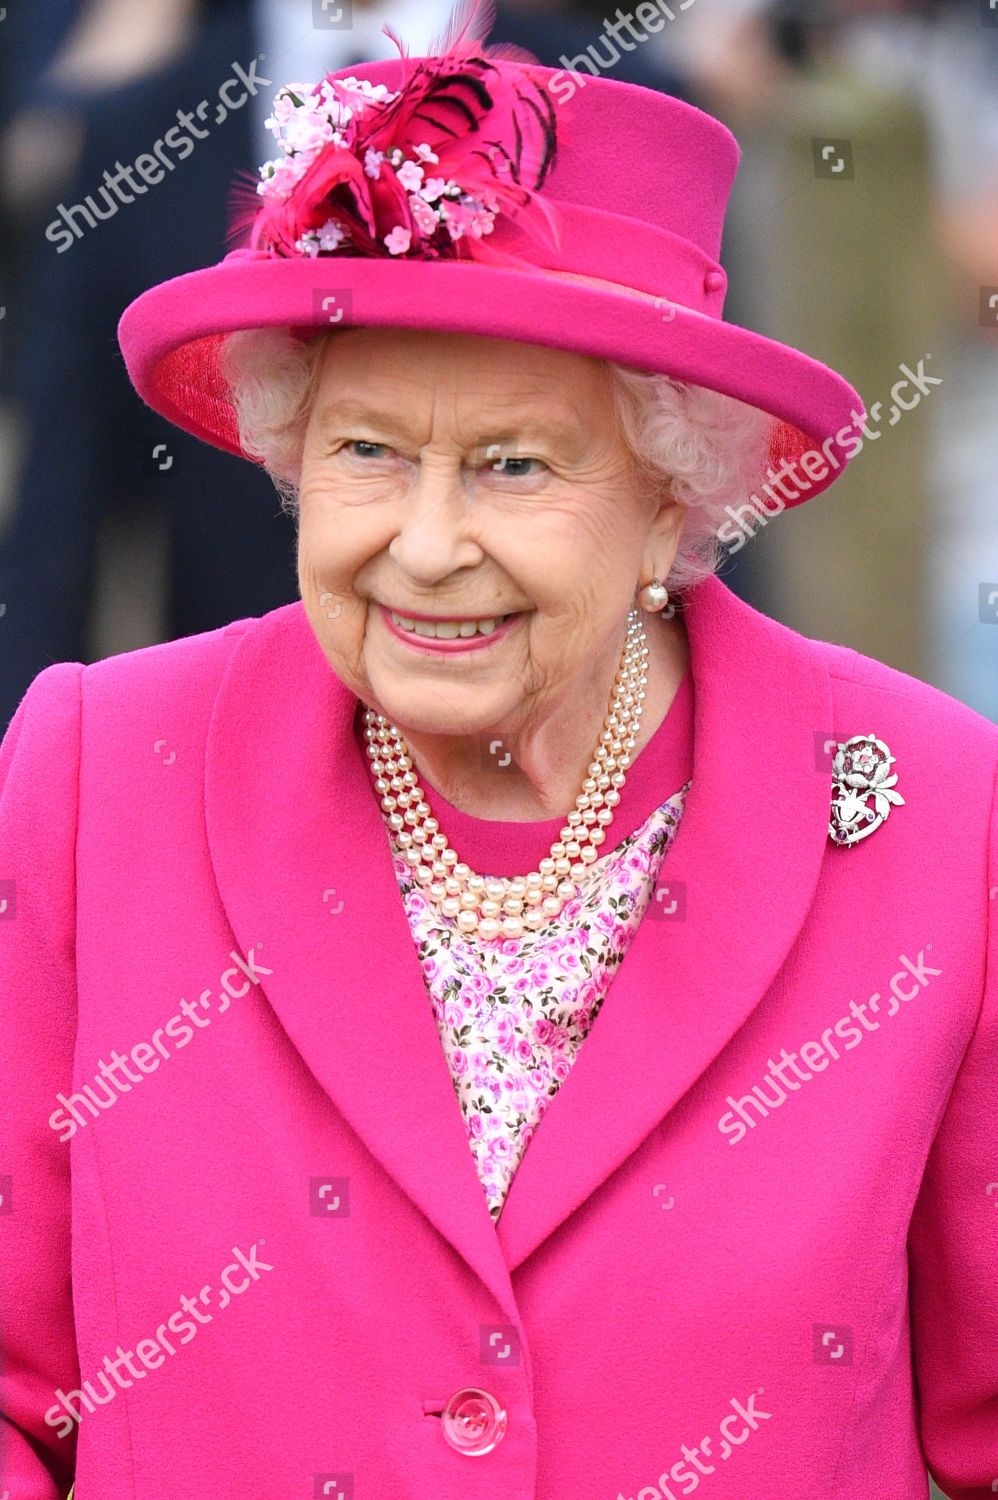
top-left (0, 1), bottom-right (993, 1491)
top-left (0, 0), bottom-right (995, 748)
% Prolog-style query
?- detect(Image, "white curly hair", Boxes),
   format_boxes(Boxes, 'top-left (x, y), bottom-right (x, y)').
top-left (219, 326), bottom-right (771, 596)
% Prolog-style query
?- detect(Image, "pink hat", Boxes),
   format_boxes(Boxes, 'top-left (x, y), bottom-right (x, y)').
top-left (116, 8), bottom-right (864, 508)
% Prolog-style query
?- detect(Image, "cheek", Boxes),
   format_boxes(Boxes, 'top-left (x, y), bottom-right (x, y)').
top-left (297, 476), bottom-right (390, 579)
top-left (296, 498), bottom-right (379, 683)
top-left (505, 490), bottom-right (645, 606)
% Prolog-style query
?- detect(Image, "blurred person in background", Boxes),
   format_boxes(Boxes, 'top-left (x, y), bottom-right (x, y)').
top-left (0, 0), bottom-right (691, 734)
top-left (643, 0), bottom-right (996, 724)
top-left (833, 0), bottom-right (998, 723)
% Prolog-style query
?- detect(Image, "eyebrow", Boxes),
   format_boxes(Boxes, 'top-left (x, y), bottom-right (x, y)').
top-left (311, 398), bottom-right (585, 451)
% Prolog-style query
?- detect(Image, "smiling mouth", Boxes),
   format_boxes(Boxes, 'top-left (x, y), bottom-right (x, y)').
top-left (385, 609), bottom-right (517, 640)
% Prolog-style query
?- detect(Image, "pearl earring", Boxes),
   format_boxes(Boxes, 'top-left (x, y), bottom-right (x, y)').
top-left (638, 577), bottom-right (669, 613)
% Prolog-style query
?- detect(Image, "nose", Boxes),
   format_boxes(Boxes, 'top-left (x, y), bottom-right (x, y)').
top-left (388, 460), bottom-right (484, 583)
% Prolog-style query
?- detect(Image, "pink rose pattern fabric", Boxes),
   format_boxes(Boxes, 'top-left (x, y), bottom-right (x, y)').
top-left (384, 782), bottom-right (691, 1223)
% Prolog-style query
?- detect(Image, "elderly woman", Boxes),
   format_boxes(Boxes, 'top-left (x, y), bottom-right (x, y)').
top-left (2, 9), bottom-right (996, 1500)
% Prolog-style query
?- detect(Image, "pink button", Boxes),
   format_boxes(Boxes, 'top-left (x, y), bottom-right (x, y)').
top-left (704, 268), bottom-right (726, 294)
top-left (440, 1387), bottom-right (507, 1455)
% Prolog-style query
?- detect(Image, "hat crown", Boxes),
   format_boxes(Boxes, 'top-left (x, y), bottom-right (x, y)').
top-left (332, 57), bottom-right (739, 265)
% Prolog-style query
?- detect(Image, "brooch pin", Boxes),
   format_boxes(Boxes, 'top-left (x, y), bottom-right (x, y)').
top-left (828, 733), bottom-right (905, 847)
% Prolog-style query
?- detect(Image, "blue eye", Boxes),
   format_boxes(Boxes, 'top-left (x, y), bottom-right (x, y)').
top-left (347, 440), bottom-right (389, 458)
top-left (488, 455), bottom-right (544, 477)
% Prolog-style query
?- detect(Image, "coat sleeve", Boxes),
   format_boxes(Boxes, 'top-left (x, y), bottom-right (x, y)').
top-left (0, 661), bottom-right (84, 1500)
top-left (908, 753), bottom-right (998, 1500)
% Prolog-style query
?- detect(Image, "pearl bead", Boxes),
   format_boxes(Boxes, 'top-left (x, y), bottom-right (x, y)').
top-left (501, 916), bottom-right (524, 938)
top-left (479, 918), bottom-right (501, 940)
top-left (457, 911), bottom-right (478, 933)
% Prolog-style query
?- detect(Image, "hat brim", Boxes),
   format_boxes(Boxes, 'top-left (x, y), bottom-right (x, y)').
top-left (117, 254), bottom-right (865, 508)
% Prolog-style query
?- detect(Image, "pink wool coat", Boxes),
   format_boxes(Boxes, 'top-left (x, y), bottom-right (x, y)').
top-left (2, 573), bottom-right (997, 1500)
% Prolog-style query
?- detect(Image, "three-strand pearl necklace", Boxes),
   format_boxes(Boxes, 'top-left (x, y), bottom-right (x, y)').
top-left (363, 608), bottom-right (650, 942)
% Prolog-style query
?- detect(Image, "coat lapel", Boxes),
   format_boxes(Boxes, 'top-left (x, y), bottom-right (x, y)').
top-left (205, 575), bottom-right (833, 1295)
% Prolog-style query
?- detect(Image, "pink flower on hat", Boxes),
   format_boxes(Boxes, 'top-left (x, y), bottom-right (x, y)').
top-left (384, 225), bottom-right (413, 255)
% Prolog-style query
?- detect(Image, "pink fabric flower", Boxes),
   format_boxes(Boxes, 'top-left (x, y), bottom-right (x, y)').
top-left (384, 225), bottom-right (413, 255)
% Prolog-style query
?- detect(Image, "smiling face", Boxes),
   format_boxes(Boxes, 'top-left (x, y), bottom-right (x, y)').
top-left (297, 325), bottom-right (686, 744)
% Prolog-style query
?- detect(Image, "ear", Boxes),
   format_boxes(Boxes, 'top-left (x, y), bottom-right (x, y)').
top-left (642, 493), bottom-right (687, 581)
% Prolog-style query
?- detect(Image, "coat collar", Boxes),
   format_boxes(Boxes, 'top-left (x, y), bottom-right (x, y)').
top-left (205, 576), bottom-right (833, 1312)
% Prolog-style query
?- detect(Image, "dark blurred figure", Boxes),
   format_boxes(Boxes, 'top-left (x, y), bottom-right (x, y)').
top-left (0, 0), bottom-right (300, 733)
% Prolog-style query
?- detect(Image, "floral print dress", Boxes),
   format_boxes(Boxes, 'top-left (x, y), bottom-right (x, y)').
top-left (362, 667), bottom-right (694, 1226)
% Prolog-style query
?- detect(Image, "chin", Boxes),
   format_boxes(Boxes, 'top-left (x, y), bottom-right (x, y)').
top-left (367, 681), bottom-right (510, 739)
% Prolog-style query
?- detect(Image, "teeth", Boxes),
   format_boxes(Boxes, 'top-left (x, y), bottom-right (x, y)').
top-left (389, 610), bottom-right (509, 639)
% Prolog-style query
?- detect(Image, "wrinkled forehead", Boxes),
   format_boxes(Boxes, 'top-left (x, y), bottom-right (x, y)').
top-left (308, 326), bottom-right (612, 435)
